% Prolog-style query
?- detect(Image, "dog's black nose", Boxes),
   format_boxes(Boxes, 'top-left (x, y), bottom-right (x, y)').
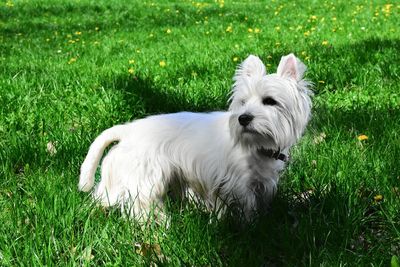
top-left (238, 114), bottom-right (254, 126)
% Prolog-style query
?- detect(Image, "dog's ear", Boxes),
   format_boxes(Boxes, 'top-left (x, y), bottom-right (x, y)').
top-left (277, 53), bottom-right (306, 81)
top-left (234, 55), bottom-right (266, 80)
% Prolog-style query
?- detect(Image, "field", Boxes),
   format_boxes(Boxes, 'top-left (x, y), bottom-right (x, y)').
top-left (1, 0), bottom-right (399, 265)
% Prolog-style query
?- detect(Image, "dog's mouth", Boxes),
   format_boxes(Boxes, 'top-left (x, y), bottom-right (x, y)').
top-left (241, 127), bottom-right (259, 135)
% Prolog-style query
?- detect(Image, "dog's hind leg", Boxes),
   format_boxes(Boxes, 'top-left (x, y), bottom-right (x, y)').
top-left (94, 150), bottom-right (172, 221)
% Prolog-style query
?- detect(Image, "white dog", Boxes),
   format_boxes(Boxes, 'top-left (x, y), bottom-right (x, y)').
top-left (79, 53), bottom-right (312, 220)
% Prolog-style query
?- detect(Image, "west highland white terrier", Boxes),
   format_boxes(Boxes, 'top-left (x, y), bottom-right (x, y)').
top-left (79, 53), bottom-right (312, 220)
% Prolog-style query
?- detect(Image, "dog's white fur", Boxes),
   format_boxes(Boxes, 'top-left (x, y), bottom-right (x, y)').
top-left (79, 54), bottom-right (312, 220)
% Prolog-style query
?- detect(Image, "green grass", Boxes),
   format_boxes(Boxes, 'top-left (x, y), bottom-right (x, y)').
top-left (1, 0), bottom-right (399, 265)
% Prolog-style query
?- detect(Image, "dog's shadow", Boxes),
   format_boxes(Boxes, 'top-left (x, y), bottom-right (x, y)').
top-left (109, 69), bottom-right (229, 121)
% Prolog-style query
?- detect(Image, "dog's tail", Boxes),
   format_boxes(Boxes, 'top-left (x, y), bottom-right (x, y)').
top-left (78, 124), bottom-right (126, 192)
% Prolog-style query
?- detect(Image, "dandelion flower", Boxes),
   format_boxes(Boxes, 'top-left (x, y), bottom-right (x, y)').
top-left (248, 28), bottom-right (253, 33)
top-left (322, 40), bottom-right (329, 46)
top-left (129, 59), bottom-right (135, 64)
top-left (357, 134), bottom-right (368, 141)
top-left (68, 57), bottom-right (77, 64)
top-left (75, 31), bottom-right (82, 35)
top-left (226, 25), bottom-right (233, 33)
top-left (254, 28), bottom-right (261, 33)
top-left (275, 26), bottom-right (280, 31)
top-left (373, 194), bottom-right (383, 202)
top-left (159, 60), bottom-right (166, 67)
top-left (233, 57), bottom-right (239, 62)
top-left (6, 0), bottom-right (14, 7)
top-left (166, 29), bottom-right (172, 34)
top-left (128, 68), bottom-right (134, 74)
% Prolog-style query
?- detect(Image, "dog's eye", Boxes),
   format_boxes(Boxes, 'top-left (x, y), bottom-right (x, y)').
top-left (262, 97), bottom-right (277, 106)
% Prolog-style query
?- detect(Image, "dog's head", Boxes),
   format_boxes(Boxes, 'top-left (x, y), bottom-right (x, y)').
top-left (228, 54), bottom-right (312, 150)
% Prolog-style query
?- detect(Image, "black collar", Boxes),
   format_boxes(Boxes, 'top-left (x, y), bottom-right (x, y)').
top-left (257, 148), bottom-right (288, 162)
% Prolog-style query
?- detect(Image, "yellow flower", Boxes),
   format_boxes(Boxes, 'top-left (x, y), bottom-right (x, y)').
top-left (373, 194), bottom-right (383, 202)
top-left (129, 59), bottom-right (135, 64)
top-left (6, 0), bottom-right (14, 7)
top-left (68, 57), bottom-right (77, 64)
top-left (159, 60), bottom-right (166, 67)
top-left (275, 26), bottom-right (280, 31)
top-left (322, 40), bottom-right (329, 46)
top-left (318, 80), bottom-right (325, 84)
top-left (304, 31), bottom-right (310, 37)
top-left (357, 134), bottom-right (368, 141)
top-left (233, 57), bottom-right (239, 62)
top-left (226, 25), bottom-right (233, 33)
top-left (75, 31), bottom-right (82, 35)
top-left (248, 28), bottom-right (253, 33)
top-left (254, 28), bottom-right (261, 33)
top-left (310, 15), bottom-right (317, 20)
top-left (166, 29), bottom-right (172, 34)
top-left (128, 68), bottom-right (134, 74)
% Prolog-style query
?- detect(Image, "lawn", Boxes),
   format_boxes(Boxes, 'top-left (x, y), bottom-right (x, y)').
top-left (1, 0), bottom-right (399, 265)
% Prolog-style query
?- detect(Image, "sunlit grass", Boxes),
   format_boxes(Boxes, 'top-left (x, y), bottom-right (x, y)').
top-left (1, 0), bottom-right (399, 265)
